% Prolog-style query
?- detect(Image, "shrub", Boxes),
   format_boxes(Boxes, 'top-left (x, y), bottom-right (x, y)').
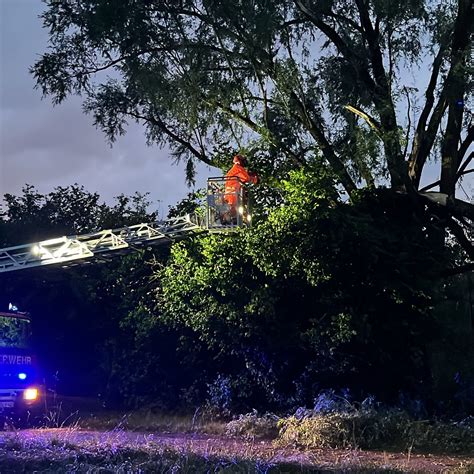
top-left (226, 411), bottom-right (279, 440)
top-left (277, 409), bottom-right (408, 449)
top-left (405, 417), bottom-right (474, 453)
top-left (207, 375), bottom-right (233, 412)
top-left (277, 408), bottom-right (474, 453)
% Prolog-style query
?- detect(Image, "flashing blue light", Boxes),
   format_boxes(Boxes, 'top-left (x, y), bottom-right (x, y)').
top-left (18, 372), bottom-right (27, 380)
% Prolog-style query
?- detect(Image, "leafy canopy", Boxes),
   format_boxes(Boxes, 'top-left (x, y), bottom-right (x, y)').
top-left (155, 167), bottom-right (451, 406)
top-left (33, 0), bottom-right (472, 194)
top-left (32, 0), bottom-right (473, 264)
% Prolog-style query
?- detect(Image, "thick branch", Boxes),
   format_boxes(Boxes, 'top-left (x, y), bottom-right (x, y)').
top-left (419, 168), bottom-right (474, 192)
top-left (458, 125), bottom-right (474, 166)
top-left (289, 92), bottom-right (357, 194)
top-left (354, 0), bottom-right (387, 90)
top-left (408, 41), bottom-right (448, 185)
top-left (447, 217), bottom-right (474, 260)
top-left (418, 192), bottom-right (474, 261)
top-left (344, 105), bottom-right (381, 134)
top-left (420, 192), bottom-right (474, 222)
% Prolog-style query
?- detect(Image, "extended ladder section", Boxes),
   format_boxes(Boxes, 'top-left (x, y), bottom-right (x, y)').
top-left (0, 177), bottom-right (254, 274)
top-left (0, 215), bottom-right (202, 273)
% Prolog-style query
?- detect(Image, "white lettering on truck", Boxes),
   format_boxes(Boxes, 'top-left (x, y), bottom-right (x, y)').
top-left (0, 354), bottom-right (32, 365)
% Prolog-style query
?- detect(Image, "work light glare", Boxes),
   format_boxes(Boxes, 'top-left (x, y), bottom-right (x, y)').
top-left (23, 388), bottom-right (38, 401)
top-left (31, 245), bottom-right (41, 256)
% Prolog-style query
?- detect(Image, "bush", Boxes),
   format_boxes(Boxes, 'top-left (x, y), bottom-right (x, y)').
top-left (277, 408), bottom-right (474, 453)
top-left (405, 417), bottom-right (474, 453)
top-left (207, 375), bottom-right (233, 412)
top-left (226, 411), bottom-right (279, 440)
top-left (277, 409), bottom-right (409, 449)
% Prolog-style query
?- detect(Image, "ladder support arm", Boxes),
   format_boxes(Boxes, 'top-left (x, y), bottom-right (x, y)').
top-left (0, 215), bottom-right (201, 273)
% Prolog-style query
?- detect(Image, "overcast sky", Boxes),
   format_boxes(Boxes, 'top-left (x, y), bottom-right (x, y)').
top-left (0, 0), bottom-right (216, 217)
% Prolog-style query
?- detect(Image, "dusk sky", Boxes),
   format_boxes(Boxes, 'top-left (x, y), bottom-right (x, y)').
top-left (0, 0), bottom-right (216, 217)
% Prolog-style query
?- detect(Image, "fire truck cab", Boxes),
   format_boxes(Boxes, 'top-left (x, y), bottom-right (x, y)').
top-left (0, 311), bottom-right (42, 424)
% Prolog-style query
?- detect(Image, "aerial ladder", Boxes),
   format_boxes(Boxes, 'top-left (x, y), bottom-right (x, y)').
top-left (0, 177), bottom-right (252, 274)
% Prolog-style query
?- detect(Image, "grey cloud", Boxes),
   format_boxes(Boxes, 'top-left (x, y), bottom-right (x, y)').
top-left (0, 0), bottom-right (216, 212)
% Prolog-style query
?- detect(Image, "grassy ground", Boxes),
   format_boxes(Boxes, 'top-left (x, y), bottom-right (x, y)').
top-left (1, 427), bottom-right (473, 473)
top-left (0, 405), bottom-right (472, 473)
top-left (3, 396), bottom-right (472, 473)
top-left (78, 408), bottom-right (229, 435)
top-left (77, 407), bottom-right (474, 454)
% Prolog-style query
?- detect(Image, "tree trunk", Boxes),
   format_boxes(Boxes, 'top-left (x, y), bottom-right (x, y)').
top-left (440, 0), bottom-right (473, 197)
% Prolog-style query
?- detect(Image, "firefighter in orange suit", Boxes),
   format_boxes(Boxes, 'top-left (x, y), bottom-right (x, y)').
top-left (222, 155), bottom-right (258, 223)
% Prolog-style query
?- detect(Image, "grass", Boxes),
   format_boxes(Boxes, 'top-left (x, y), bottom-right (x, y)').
top-left (0, 430), bottom-right (415, 473)
top-left (1, 412), bottom-right (473, 472)
top-left (44, 403), bottom-right (474, 454)
top-left (79, 408), bottom-right (229, 435)
top-left (276, 409), bottom-right (474, 454)
top-left (1, 429), bottom-right (473, 473)
top-left (6, 403), bottom-right (472, 472)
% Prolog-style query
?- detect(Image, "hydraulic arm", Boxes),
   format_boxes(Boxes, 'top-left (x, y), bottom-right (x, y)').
top-left (0, 215), bottom-right (201, 273)
top-left (0, 177), bottom-right (252, 274)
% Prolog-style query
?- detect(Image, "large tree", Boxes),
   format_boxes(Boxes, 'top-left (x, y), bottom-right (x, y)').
top-left (32, 0), bottom-right (473, 265)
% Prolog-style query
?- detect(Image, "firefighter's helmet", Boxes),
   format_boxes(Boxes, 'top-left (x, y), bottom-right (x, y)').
top-left (233, 154), bottom-right (247, 166)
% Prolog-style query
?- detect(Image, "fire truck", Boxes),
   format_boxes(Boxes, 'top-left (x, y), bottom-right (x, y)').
top-left (0, 310), bottom-right (42, 423)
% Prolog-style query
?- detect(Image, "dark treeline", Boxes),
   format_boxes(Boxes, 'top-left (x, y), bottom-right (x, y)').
top-left (0, 180), bottom-right (472, 416)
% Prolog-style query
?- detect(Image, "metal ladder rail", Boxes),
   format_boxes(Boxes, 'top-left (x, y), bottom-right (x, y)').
top-left (0, 215), bottom-right (202, 273)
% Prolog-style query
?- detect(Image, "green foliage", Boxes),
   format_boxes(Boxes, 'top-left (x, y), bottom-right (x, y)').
top-left (1, 176), bottom-right (470, 412)
top-left (277, 409), bottom-right (474, 453)
top-left (154, 166), bottom-right (456, 408)
top-left (31, 0), bottom-right (473, 201)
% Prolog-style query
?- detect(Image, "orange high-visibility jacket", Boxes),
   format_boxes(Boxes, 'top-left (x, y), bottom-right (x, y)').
top-left (224, 163), bottom-right (258, 206)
